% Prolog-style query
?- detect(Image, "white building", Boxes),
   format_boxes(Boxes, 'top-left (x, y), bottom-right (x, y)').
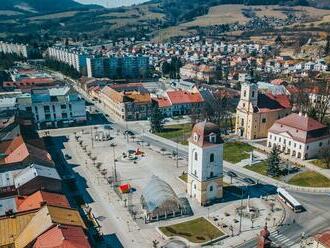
top-left (187, 121), bottom-right (224, 206)
top-left (16, 86), bottom-right (86, 129)
top-left (0, 41), bottom-right (32, 58)
top-left (267, 113), bottom-right (330, 160)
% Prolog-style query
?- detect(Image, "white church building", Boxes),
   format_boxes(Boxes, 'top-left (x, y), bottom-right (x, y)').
top-left (187, 121), bottom-right (224, 206)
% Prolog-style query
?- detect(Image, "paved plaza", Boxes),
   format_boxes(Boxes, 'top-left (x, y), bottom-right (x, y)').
top-left (45, 124), bottom-right (287, 248)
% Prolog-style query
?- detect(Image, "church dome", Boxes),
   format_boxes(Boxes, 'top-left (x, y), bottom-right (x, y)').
top-left (189, 121), bottom-right (223, 147)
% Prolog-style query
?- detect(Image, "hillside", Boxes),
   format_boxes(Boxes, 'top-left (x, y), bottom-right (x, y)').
top-left (1, 0), bottom-right (330, 43)
top-left (0, 0), bottom-right (99, 13)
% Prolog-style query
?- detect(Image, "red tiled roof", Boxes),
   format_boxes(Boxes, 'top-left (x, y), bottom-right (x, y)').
top-left (257, 93), bottom-right (291, 113)
top-left (315, 230), bottom-right (330, 248)
top-left (19, 78), bottom-right (53, 84)
top-left (33, 225), bottom-right (91, 248)
top-left (16, 191), bottom-right (70, 212)
top-left (167, 91), bottom-right (204, 105)
top-left (276, 113), bottom-right (326, 132)
top-left (153, 97), bottom-right (172, 108)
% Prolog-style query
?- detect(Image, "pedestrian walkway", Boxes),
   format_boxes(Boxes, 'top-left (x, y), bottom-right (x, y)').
top-left (270, 230), bottom-right (298, 248)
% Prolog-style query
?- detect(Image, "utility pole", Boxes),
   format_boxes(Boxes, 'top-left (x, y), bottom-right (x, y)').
top-left (91, 126), bottom-right (94, 148)
top-left (239, 187), bottom-right (244, 235)
top-left (112, 145), bottom-right (117, 184)
top-left (176, 135), bottom-right (179, 168)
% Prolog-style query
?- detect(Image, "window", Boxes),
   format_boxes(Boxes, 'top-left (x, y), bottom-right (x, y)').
top-left (194, 184), bottom-right (196, 189)
top-left (194, 152), bottom-right (198, 161)
top-left (269, 134), bottom-right (272, 139)
top-left (279, 138), bottom-right (281, 142)
top-left (243, 103), bottom-right (246, 108)
top-left (61, 104), bottom-right (66, 109)
top-left (44, 106), bottom-right (50, 112)
top-left (210, 172), bottom-right (214, 178)
top-left (243, 90), bottom-right (246, 97)
top-left (241, 118), bottom-right (244, 126)
top-left (307, 145), bottom-right (309, 150)
top-left (210, 153), bottom-right (215, 162)
top-left (262, 118), bottom-right (266, 123)
top-left (319, 142), bottom-right (323, 147)
top-left (209, 134), bottom-right (216, 143)
top-left (209, 185), bottom-right (213, 192)
top-left (194, 133), bottom-right (199, 142)
top-left (252, 91), bottom-right (255, 97)
top-left (25, 106), bottom-right (32, 112)
top-left (62, 113), bottom-right (68, 119)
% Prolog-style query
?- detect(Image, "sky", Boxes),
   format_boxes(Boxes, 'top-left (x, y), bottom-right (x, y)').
top-left (75, 0), bottom-right (149, 8)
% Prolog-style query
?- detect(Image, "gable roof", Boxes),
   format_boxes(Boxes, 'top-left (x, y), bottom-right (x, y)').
top-left (166, 91), bottom-right (204, 105)
top-left (15, 205), bottom-right (86, 248)
top-left (0, 210), bottom-right (36, 247)
top-left (276, 113), bottom-right (326, 132)
top-left (16, 191), bottom-right (70, 212)
top-left (257, 93), bottom-right (291, 113)
top-left (33, 225), bottom-right (90, 248)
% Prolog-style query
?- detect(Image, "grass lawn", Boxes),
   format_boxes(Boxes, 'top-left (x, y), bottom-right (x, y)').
top-left (246, 161), bottom-right (268, 176)
top-left (179, 173), bottom-right (187, 182)
top-left (288, 171), bottom-right (330, 187)
top-left (311, 160), bottom-right (330, 169)
top-left (224, 142), bottom-right (253, 164)
top-left (159, 217), bottom-right (225, 243)
top-left (155, 124), bottom-right (192, 145)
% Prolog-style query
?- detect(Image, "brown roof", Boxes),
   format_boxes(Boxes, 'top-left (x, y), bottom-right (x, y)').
top-left (16, 191), bottom-right (70, 212)
top-left (269, 113), bottom-right (330, 143)
top-left (315, 230), bottom-right (330, 248)
top-left (189, 121), bottom-right (223, 147)
top-left (15, 205), bottom-right (86, 248)
top-left (276, 113), bottom-right (326, 132)
top-left (33, 225), bottom-right (91, 248)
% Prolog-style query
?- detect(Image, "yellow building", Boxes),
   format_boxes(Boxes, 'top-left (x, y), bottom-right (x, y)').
top-left (235, 82), bottom-right (291, 140)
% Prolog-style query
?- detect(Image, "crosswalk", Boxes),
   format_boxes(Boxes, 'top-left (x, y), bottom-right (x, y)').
top-left (270, 230), bottom-right (299, 248)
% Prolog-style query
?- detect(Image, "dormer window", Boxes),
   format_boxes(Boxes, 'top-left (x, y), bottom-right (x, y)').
top-left (209, 133), bottom-right (216, 143)
top-left (193, 133), bottom-right (199, 142)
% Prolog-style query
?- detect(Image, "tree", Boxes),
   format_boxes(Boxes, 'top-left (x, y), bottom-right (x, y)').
top-left (318, 147), bottom-right (330, 169)
top-left (324, 35), bottom-right (330, 56)
top-left (267, 146), bottom-right (281, 177)
top-left (150, 104), bottom-right (164, 133)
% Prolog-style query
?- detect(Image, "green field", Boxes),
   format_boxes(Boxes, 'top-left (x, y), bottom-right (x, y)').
top-left (245, 161), bottom-right (268, 176)
top-left (288, 171), bottom-right (330, 187)
top-left (159, 217), bottom-right (225, 243)
top-left (223, 142), bottom-right (253, 164)
top-left (155, 124), bottom-right (192, 145)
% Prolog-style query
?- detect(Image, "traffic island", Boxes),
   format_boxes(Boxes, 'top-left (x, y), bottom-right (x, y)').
top-left (159, 217), bottom-right (226, 244)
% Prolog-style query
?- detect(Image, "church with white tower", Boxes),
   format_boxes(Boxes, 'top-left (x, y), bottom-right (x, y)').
top-left (187, 121), bottom-right (224, 206)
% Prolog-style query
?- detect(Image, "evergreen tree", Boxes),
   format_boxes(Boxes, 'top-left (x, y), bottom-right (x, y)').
top-left (325, 35), bottom-right (330, 56)
top-left (150, 104), bottom-right (164, 133)
top-left (267, 146), bottom-right (281, 177)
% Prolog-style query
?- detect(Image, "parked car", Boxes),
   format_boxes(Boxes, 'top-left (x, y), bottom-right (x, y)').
top-left (123, 130), bottom-right (135, 136)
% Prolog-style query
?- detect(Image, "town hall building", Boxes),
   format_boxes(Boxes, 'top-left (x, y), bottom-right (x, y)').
top-left (187, 121), bottom-right (224, 206)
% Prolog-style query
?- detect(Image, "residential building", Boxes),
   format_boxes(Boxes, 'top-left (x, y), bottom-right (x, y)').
top-left (0, 204), bottom-right (88, 248)
top-left (87, 56), bottom-right (105, 78)
top-left (187, 121), bottom-right (224, 206)
top-left (17, 86), bottom-right (86, 129)
top-left (180, 63), bottom-right (217, 83)
top-left (0, 41), bottom-right (33, 58)
top-left (14, 163), bottom-right (62, 195)
top-left (267, 113), bottom-right (330, 160)
top-left (153, 90), bottom-right (204, 118)
top-left (99, 83), bottom-right (152, 121)
top-left (235, 80), bottom-right (292, 140)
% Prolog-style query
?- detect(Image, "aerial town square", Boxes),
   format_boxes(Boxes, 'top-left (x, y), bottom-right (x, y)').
top-left (1, 0), bottom-right (330, 248)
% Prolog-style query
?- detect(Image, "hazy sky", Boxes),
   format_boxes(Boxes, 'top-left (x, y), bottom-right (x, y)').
top-left (75, 0), bottom-right (149, 8)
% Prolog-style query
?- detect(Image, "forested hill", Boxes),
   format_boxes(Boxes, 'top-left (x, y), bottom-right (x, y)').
top-left (151, 0), bottom-right (328, 24)
top-left (0, 0), bottom-right (101, 13)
